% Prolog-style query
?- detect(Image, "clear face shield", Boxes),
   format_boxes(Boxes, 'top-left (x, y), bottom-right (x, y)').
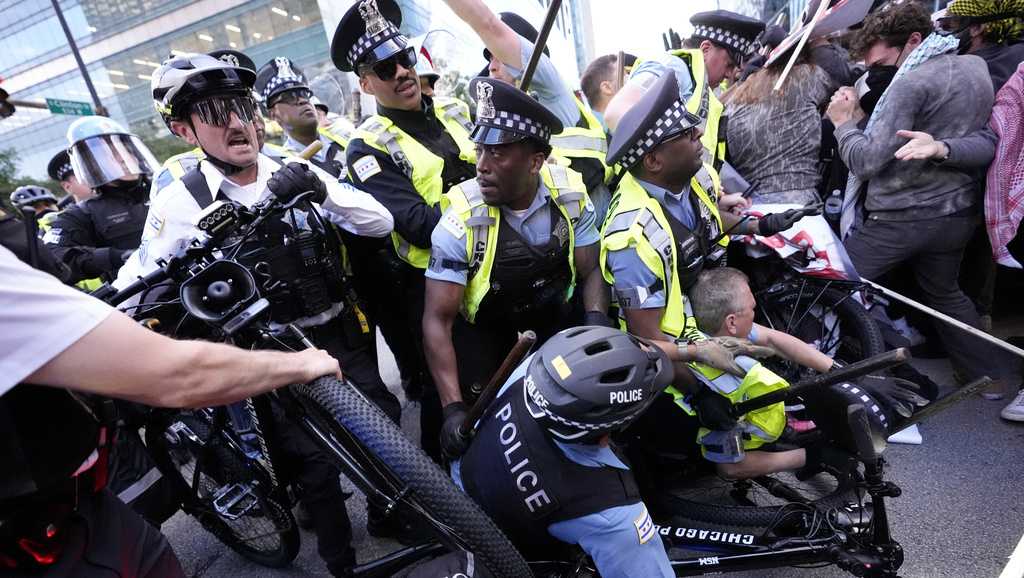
top-left (69, 133), bottom-right (160, 189)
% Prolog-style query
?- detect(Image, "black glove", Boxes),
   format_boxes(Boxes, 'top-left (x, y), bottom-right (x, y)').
top-left (267, 162), bottom-right (328, 205)
top-left (757, 203), bottom-right (822, 236)
top-left (798, 441), bottom-right (857, 480)
top-left (691, 386), bottom-right (737, 431)
top-left (583, 310), bottom-right (616, 328)
top-left (858, 375), bottom-right (930, 419)
top-left (440, 402), bottom-right (470, 460)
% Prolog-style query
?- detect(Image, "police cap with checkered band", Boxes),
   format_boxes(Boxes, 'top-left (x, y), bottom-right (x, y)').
top-left (523, 326), bottom-right (674, 444)
top-left (47, 149), bottom-right (75, 182)
top-left (254, 57), bottom-right (310, 106)
top-left (606, 70), bottom-right (702, 170)
top-left (467, 77), bottom-right (562, 146)
top-left (331, 0), bottom-right (405, 73)
top-left (690, 10), bottom-right (766, 64)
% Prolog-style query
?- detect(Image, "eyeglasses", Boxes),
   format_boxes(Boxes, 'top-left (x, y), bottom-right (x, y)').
top-left (269, 87), bottom-right (313, 107)
top-left (661, 125), bottom-right (700, 146)
top-left (358, 47), bottom-right (417, 81)
top-left (191, 95), bottom-right (257, 127)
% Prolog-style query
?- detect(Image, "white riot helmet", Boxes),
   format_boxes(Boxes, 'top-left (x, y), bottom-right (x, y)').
top-left (151, 52), bottom-right (257, 130)
top-left (65, 116), bottom-right (159, 189)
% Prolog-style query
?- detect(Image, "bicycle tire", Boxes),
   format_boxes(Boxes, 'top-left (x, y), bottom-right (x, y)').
top-left (145, 412), bottom-right (300, 568)
top-left (757, 284), bottom-right (885, 381)
top-left (653, 460), bottom-right (861, 529)
top-left (292, 377), bottom-right (532, 578)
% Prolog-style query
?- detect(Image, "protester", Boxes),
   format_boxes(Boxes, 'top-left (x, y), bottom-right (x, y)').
top-left (580, 52), bottom-right (636, 130)
top-left (827, 1), bottom-right (1018, 400)
top-left (724, 48), bottom-right (835, 205)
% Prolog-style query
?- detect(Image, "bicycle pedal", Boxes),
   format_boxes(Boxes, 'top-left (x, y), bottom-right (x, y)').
top-left (212, 483), bottom-right (259, 520)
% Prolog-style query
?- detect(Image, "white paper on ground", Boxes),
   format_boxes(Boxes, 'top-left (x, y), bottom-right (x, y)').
top-left (887, 424), bottom-right (922, 445)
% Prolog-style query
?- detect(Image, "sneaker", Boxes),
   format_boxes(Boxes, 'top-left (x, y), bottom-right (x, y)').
top-left (981, 380), bottom-right (1006, 401)
top-left (1001, 389), bottom-right (1024, 422)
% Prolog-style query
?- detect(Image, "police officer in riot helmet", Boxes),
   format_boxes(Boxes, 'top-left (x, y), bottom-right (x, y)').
top-left (453, 326), bottom-right (679, 578)
top-left (44, 116), bottom-right (155, 284)
top-left (114, 51), bottom-right (398, 575)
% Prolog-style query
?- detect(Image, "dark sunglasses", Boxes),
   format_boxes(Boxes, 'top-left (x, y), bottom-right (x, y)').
top-left (660, 125), bottom-right (700, 146)
top-left (269, 87), bottom-right (313, 107)
top-left (192, 95), bottom-right (257, 127)
top-left (359, 47), bottom-right (417, 81)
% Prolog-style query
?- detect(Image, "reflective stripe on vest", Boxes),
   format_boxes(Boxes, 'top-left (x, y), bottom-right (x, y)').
top-left (443, 164), bottom-right (587, 323)
top-left (667, 338), bottom-right (789, 452)
top-left (435, 96), bottom-right (474, 135)
top-left (550, 97), bottom-right (609, 159)
top-left (599, 168), bottom-right (724, 339)
top-left (354, 102), bottom-right (477, 269)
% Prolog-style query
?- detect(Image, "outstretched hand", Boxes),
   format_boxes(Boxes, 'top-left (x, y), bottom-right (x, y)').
top-left (894, 130), bottom-right (949, 161)
top-left (297, 348), bottom-right (344, 382)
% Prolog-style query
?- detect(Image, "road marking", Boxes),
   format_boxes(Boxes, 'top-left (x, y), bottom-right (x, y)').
top-left (1000, 531), bottom-right (1024, 578)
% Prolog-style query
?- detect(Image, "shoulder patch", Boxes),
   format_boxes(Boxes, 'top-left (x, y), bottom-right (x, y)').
top-left (146, 211), bottom-right (165, 236)
top-left (42, 228), bottom-right (61, 244)
top-left (634, 504), bottom-right (655, 545)
top-left (441, 212), bottom-right (466, 239)
top-left (352, 155), bottom-right (382, 182)
top-left (155, 169), bottom-right (174, 191)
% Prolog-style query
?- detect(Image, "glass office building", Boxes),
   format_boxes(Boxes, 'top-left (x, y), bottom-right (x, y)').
top-left (0, 0), bottom-right (591, 179)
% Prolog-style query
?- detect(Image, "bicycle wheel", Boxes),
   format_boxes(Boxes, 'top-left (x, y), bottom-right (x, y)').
top-left (652, 457), bottom-right (862, 530)
top-left (757, 283), bottom-right (885, 382)
top-left (292, 377), bottom-right (532, 578)
top-left (145, 412), bottom-right (300, 568)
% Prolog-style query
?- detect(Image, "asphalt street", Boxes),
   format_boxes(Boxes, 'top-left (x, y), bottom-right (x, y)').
top-left (161, 333), bottom-right (1024, 578)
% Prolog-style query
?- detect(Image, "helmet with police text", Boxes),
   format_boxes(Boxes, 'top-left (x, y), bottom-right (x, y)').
top-left (65, 116), bottom-right (160, 189)
top-left (10, 185), bottom-right (58, 209)
top-left (151, 52), bottom-right (257, 129)
top-left (523, 326), bottom-right (674, 444)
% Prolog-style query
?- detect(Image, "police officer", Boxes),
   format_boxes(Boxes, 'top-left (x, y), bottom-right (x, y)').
top-left (255, 56), bottom-right (355, 179)
top-left (154, 50), bottom-right (290, 195)
top-left (453, 326), bottom-right (678, 578)
top-left (44, 116), bottom-right (154, 284)
top-left (332, 0), bottom-right (477, 461)
top-left (605, 10), bottom-right (765, 169)
top-left (601, 71), bottom-right (807, 345)
top-left (10, 186), bottom-right (59, 218)
top-left (444, 1), bottom-right (614, 225)
top-left (423, 78), bottom-right (605, 458)
top-left (311, 96), bottom-right (333, 127)
top-left (47, 149), bottom-right (94, 205)
top-left (118, 51), bottom-right (398, 575)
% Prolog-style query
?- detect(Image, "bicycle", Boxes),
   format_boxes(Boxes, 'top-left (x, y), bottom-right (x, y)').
top-left (103, 191), bottom-right (531, 577)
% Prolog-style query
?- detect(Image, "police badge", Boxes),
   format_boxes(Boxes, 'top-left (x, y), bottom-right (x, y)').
top-left (359, 0), bottom-right (389, 36)
top-left (476, 81), bottom-right (495, 120)
top-left (219, 54), bottom-right (240, 67)
top-left (274, 57), bottom-right (301, 82)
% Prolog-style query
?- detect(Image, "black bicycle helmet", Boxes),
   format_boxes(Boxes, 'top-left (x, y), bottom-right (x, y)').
top-left (10, 185), bottom-right (58, 209)
top-left (523, 326), bottom-right (674, 444)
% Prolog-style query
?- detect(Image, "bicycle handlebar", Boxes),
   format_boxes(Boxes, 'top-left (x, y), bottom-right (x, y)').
top-left (731, 347), bottom-right (910, 418)
top-left (105, 265), bottom-right (172, 306)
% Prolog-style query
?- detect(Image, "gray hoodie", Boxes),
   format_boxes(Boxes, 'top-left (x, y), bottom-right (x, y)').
top-left (835, 53), bottom-right (994, 221)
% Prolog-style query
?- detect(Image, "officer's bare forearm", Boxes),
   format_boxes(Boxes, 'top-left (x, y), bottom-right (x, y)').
top-left (575, 245), bottom-right (607, 313)
top-left (422, 279), bottom-right (465, 407)
top-left (441, 0), bottom-right (523, 68)
top-left (27, 311), bottom-right (341, 408)
top-left (721, 211), bottom-right (758, 235)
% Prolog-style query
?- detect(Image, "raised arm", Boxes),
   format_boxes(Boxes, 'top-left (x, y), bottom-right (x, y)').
top-left (441, 0), bottom-right (525, 69)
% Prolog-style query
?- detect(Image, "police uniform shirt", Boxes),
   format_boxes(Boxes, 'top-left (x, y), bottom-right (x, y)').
top-left (628, 54), bottom-right (698, 104)
top-left (604, 177), bottom-right (698, 310)
top-left (345, 97), bottom-right (476, 250)
top-left (0, 245), bottom-right (113, 396)
top-left (426, 180), bottom-right (599, 285)
top-left (114, 153), bottom-right (394, 290)
top-left (450, 354), bottom-right (674, 578)
top-left (500, 35), bottom-right (581, 129)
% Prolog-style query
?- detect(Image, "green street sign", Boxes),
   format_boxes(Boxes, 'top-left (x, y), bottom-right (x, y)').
top-left (45, 98), bottom-right (94, 116)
